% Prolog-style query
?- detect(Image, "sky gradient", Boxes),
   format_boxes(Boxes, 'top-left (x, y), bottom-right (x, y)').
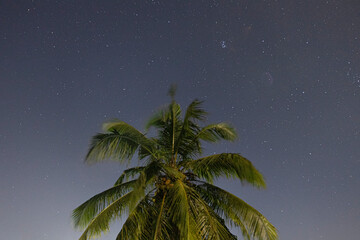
top-left (1, 1), bottom-right (359, 239)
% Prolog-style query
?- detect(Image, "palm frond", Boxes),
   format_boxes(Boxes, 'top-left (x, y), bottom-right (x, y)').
top-left (195, 184), bottom-right (250, 240)
top-left (187, 186), bottom-right (237, 240)
top-left (86, 121), bottom-right (155, 163)
top-left (76, 173), bottom-right (157, 240)
top-left (167, 180), bottom-right (198, 240)
top-left (184, 153), bottom-right (266, 188)
top-left (74, 160), bottom-right (160, 230)
top-left (73, 180), bottom-right (137, 229)
top-left (173, 100), bottom-right (206, 161)
top-left (114, 167), bottom-right (146, 186)
top-left (183, 99), bottom-right (207, 123)
top-left (127, 160), bottom-right (162, 211)
top-left (77, 192), bottom-right (134, 240)
top-left (145, 103), bottom-right (181, 131)
top-left (145, 106), bottom-right (171, 131)
top-left (196, 123), bottom-right (237, 142)
top-left (153, 192), bottom-right (167, 240)
top-left (197, 183), bottom-right (278, 240)
top-left (116, 195), bottom-right (153, 240)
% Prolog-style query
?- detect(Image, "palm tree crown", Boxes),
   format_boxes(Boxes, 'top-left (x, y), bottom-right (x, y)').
top-left (73, 88), bottom-right (278, 240)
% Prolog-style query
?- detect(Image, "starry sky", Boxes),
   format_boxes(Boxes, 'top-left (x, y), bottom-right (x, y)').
top-left (1, 1), bottom-right (359, 240)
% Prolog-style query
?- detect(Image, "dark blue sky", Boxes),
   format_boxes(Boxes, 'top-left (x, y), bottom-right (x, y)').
top-left (1, 1), bottom-right (359, 239)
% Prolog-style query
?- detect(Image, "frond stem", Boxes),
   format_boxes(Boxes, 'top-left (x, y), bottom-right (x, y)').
top-left (153, 192), bottom-right (167, 240)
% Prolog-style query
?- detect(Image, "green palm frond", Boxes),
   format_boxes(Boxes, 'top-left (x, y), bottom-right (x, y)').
top-left (73, 180), bottom-right (137, 229)
top-left (196, 123), bottom-right (237, 142)
top-left (114, 167), bottom-right (146, 186)
top-left (77, 192), bottom-right (134, 240)
top-left (145, 106), bottom-right (171, 131)
top-left (183, 99), bottom-right (207, 123)
top-left (197, 183), bottom-right (278, 240)
top-left (126, 161), bottom-right (162, 211)
top-left (167, 180), bottom-right (198, 240)
top-left (184, 153), bottom-right (266, 188)
top-left (187, 186), bottom-right (236, 240)
top-left (76, 175), bottom-right (157, 240)
top-left (86, 121), bottom-right (155, 163)
top-left (173, 100), bottom-right (206, 161)
top-left (153, 192), bottom-right (167, 240)
top-left (195, 184), bottom-right (250, 240)
top-left (145, 103), bottom-right (182, 131)
top-left (86, 133), bottom-right (138, 163)
top-left (116, 195), bottom-right (153, 240)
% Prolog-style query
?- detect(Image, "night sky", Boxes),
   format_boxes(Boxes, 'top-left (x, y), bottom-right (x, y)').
top-left (1, 1), bottom-right (359, 239)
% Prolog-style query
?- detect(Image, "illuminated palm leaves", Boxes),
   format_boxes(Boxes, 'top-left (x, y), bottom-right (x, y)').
top-left (73, 93), bottom-right (278, 240)
top-left (183, 153), bottom-right (266, 187)
top-left (86, 121), bottom-right (156, 163)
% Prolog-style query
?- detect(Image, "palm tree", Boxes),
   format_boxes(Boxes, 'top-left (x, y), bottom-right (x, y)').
top-left (73, 86), bottom-right (278, 240)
